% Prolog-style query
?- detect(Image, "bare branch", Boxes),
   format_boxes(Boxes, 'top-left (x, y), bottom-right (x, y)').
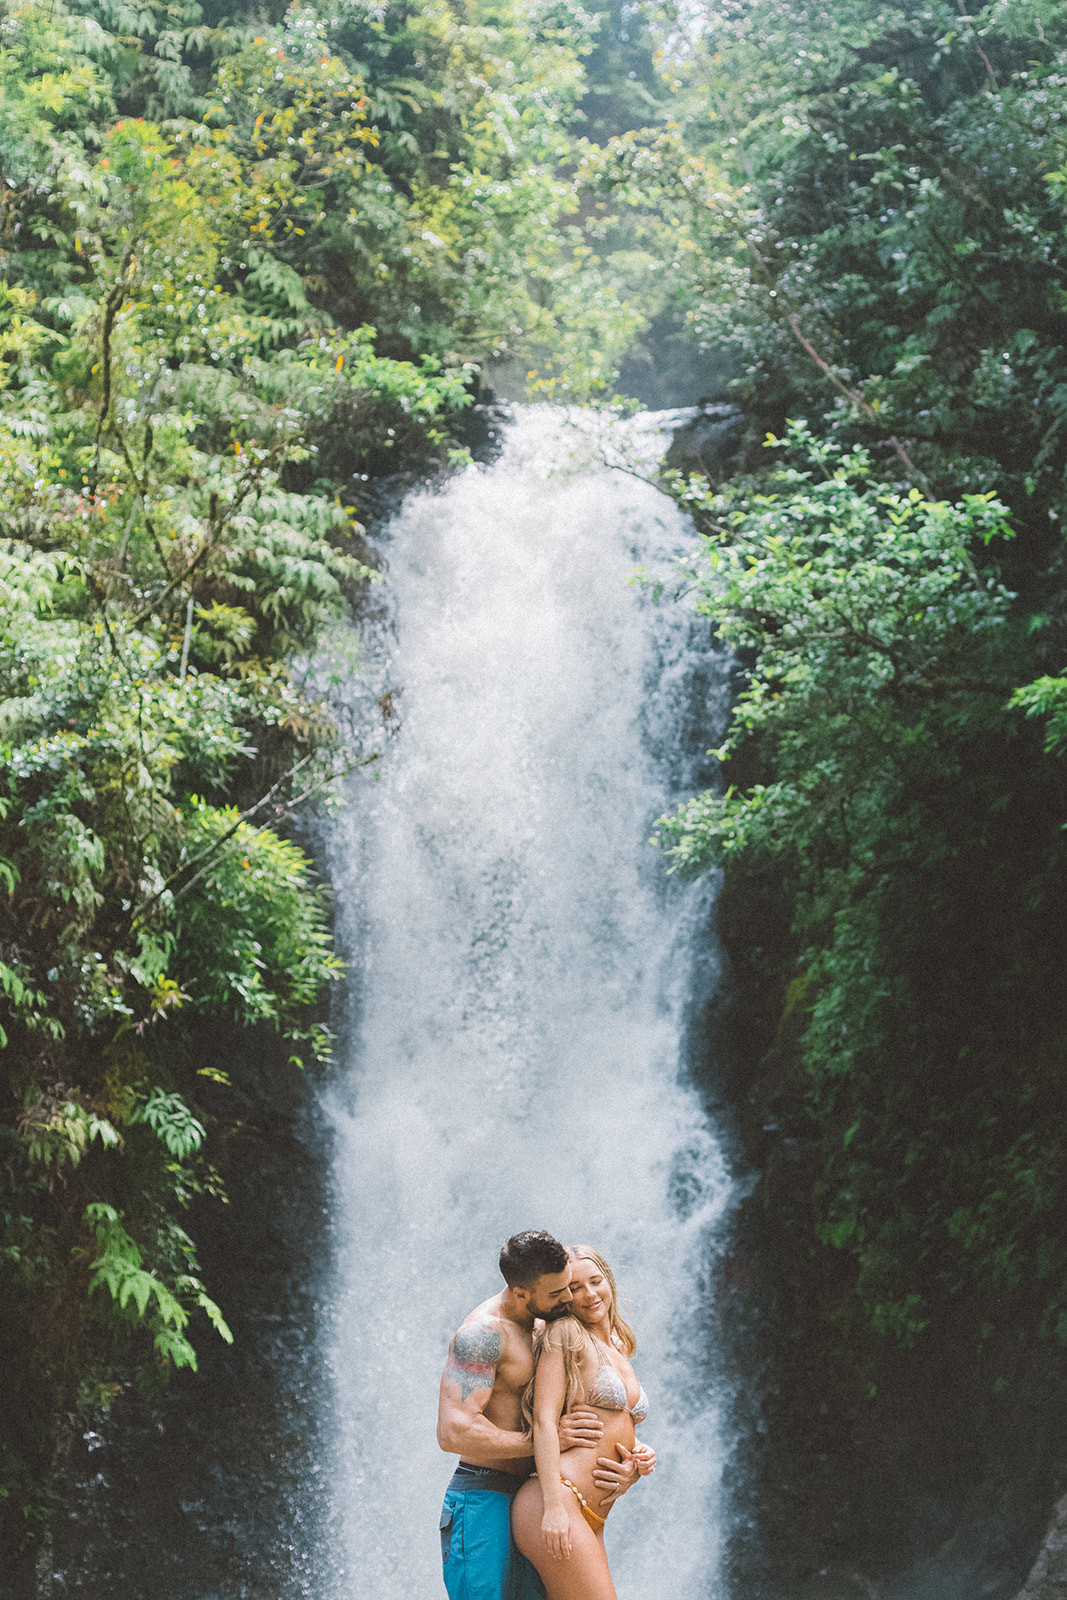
top-left (163, 752), bottom-right (375, 910)
top-left (131, 751), bottom-right (318, 924)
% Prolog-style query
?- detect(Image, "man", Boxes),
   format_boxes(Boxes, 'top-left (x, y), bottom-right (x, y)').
top-left (437, 1230), bottom-right (647, 1600)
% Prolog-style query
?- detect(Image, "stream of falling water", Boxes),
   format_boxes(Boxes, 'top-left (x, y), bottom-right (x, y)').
top-left (321, 407), bottom-right (739, 1600)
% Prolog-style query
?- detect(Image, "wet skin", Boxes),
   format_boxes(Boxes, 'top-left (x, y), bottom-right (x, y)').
top-left (437, 1267), bottom-right (575, 1473)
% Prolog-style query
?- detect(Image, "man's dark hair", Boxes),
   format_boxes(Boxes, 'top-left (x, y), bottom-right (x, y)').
top-left (499, 1230), bottom-right (569, 1288)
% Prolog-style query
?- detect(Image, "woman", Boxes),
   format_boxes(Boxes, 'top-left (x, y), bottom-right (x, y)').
top-left (511, 1246), bottom-right (651, 1600)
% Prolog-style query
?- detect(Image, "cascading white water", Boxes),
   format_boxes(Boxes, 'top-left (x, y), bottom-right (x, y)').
top-left (322, 407), bottom-right (739, 1600)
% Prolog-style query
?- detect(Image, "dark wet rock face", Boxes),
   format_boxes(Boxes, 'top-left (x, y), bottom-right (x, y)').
top-left (44, 1027), bottom-right (336, 1600)
top-left (714, 860), bottom-right (1067, 1600)
top-left (663, 403), bottom-right (747, 481)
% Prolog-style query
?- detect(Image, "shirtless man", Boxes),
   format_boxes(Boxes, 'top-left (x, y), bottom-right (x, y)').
top-left (437, 1230), bottom-right (647, 1600)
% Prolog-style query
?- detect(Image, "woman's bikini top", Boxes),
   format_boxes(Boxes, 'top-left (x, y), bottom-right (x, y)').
top-left (585, 1343), bottom-right (649, 1425)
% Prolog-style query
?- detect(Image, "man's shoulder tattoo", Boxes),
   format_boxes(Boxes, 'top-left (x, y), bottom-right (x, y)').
top-left (447, 1322), bottom-right (504, 1401)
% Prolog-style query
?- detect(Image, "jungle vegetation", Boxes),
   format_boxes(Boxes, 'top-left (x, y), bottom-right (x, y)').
top-left (634, 4), bottom-right (1067, 1576)
top-left (0, 0), bottom-right (639, 1554)
top-left (651, 0), bottom-right (1067, 1360)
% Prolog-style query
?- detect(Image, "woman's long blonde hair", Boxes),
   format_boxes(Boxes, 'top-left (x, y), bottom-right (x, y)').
top-left (568, 1245), bottom-right (636, 1358)
top-left (521, 1245), bottom-right (636, 1427)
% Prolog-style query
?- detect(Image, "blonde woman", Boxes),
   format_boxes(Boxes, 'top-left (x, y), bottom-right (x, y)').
top-left (511, 1247), bottom-right (652, 1600)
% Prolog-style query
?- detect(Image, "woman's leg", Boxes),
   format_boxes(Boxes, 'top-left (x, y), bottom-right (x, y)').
top-left (512, 1480), bottom-right (617, 1600)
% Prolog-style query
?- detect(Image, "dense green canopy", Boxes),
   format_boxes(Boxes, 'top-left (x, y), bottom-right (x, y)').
top-left (0, 0), bottom-right (638, 1552)
top-left (641, 3), bottom-right (1067, 1579)
top-left (648, 0), bottom-right (1067, 1344)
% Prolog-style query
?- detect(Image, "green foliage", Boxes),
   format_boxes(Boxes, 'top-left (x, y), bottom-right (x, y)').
top-left (1011, 674), bottom-right (1067, 754)
top-left (0, 0), bottom-right (644, 1558)
top-left (657, 422), bottom-right (1067, 1345)
top-left (132, 1091), bottom-right (205, 1160)
top-left (85, 1201), bottom-right (231, 1371)
top-left (660, 420), bottom-right (1017, 873)
top-left (178, 0), bottom-right (644, 396)
top-left (20, 1091), bottom-right (121, 1171)
top-left (663, 1), bottom-right (1067, 511)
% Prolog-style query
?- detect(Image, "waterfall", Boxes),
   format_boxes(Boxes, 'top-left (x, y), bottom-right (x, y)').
top-left (322, 407), bottom-right (739, 1600)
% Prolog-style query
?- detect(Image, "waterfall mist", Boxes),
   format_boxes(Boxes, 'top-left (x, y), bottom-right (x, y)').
top-left (322, 407), bottom-right (740, 1600)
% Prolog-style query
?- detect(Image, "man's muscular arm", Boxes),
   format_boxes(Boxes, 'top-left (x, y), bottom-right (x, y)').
top-left (436, 1324), bottom-right (531, 1461)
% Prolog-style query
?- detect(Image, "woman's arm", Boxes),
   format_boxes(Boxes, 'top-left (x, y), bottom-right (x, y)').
top-left (531, 1340), bottom-right (574, 1560)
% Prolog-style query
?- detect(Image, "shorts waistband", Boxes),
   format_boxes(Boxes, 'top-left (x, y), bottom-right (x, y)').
top-left (447, 1464), bottom-right (528, 1496)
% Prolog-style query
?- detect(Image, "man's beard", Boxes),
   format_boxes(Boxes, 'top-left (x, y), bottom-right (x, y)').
top-left (539, 1302), bottom-right (574, 1322)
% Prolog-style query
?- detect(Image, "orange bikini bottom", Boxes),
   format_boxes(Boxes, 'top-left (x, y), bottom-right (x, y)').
top-left (561, 1477), bottom-right (606, 1533)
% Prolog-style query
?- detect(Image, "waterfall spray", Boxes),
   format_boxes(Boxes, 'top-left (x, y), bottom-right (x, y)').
top-left (323, 408), bottom-right (739, 1600)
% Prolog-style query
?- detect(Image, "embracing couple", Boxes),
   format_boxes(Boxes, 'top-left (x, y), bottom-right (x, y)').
top-left (437, 1230), bottom-right (655, 1600)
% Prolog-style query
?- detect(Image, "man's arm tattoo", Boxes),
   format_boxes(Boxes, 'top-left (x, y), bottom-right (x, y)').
top-left (446, 1325), bottom-right (503, 1402)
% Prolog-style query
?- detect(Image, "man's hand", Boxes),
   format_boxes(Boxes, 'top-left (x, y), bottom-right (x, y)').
top-left (591, 1443), bottom-right (639, 1503)
top-left (631, 1440), bottom-right (656, 1475)
top-left (558, 1406), bottom-right (603, 1452)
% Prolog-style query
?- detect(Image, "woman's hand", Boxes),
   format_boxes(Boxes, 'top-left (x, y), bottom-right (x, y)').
top-left (541, 1502), bottom-right (572, 1560)
top-left (632, 1439), bottom-right (656, 1475)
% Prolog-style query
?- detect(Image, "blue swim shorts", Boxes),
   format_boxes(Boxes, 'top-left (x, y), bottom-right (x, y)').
top-left (440, 1464), bottom-right (545, 1600)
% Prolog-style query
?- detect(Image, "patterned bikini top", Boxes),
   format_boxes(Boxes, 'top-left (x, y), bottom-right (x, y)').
top-left (585, 1343), bottom-right (649, 1425)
